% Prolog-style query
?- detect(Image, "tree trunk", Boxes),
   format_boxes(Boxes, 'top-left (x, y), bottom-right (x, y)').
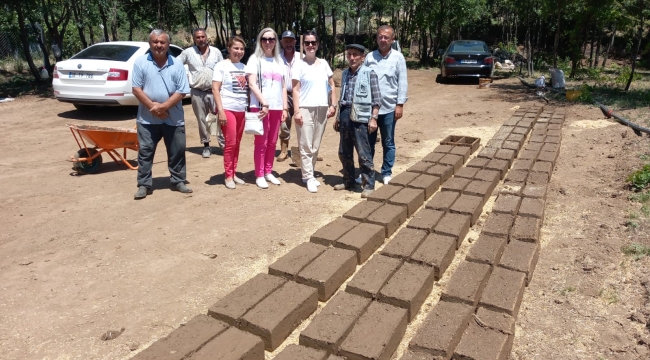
top-left (588, 24), bottom-right (596, 67)
top-left (625, 14), bottom-right (644, 91)
top-left (29, 20), bottom-right (53, 73)
top-left (553, 3), bottom-right (561, 67)
top-left (98, 2), bottom-right (110, 42)
top-left (331, 7), bottom-right (337, 64)
top-left (594, 29), bottom-right (602, 68)
top-left (601, 23), bottom-right (616, 68)
top-left (435, 0), bottom-right (445, 53)
top-left (15, 4), bottom-right (42, 81)
top-left (71, 0), bottom-right (87, 48)
top-left (110, 0), bottom-right (119, 41)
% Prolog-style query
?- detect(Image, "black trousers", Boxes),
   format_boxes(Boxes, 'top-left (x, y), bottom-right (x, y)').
top-left (338, 106), bottom-right (377, 190)
top-left (137, 123), bottom-right (187, 188)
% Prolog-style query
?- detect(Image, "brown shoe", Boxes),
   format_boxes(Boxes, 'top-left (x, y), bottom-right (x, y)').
top-left (276, 139), bottom-right (289, 162)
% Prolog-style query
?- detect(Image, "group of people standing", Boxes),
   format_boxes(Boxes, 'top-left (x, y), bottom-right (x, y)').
top-left (131, 26), bottom-right (407, 199)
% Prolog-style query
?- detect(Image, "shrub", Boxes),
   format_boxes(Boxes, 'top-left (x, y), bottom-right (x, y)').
top-left (627, 164), bottom-right (650, 191)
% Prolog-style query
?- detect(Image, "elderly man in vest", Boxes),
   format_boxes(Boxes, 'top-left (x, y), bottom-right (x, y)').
top-left (333, 44), bottom-right (381, 198)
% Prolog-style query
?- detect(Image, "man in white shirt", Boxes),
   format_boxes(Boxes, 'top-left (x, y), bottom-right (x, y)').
top-left (277, 30), bottom-right (297, 162)
top-left (177, 28), bottom-right (224, 158)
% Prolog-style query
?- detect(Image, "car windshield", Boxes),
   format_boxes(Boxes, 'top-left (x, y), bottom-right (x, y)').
top-left (450, 43), bottom-right (488, 53)
top-left (71, 45), bottom-right (140, 62)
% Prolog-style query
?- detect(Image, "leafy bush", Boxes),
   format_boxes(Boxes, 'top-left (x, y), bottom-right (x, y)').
top-left (627, 164), bottom-right (650, 191)
top-left (615, 66), bottom-right (642, 87)
top-left (13, 59), bottom-right (24, 74)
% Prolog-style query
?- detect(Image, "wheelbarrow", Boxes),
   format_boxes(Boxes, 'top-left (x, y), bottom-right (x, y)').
top-left (67, 124), bottom-right (139, 174)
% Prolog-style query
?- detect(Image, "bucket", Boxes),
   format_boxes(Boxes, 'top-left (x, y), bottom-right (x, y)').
top-left (566, 90), bottom-right (581, 101)
top-left (478, 78), bottom-right (491, 89)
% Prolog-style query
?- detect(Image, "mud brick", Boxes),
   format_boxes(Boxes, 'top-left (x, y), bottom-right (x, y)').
top-left (529, 134), bottom-right (545, 143)
top-left (434, 212), bottom-right (471, 249)
top-left (187, 327), bottom-right (264, 360)
top-left (400, 350), bottom-right (438, 360)
top-left (133, 314), bottom-right (230, 360)
top-left (440, 154), bottom-right (464, 172)
top-left (426, 191), bottom-right (459, 212)
top-left (339, 301), bottom-right (408, 360)
top-left (546, 129), bottom-right (561, 137)
top-left (477, 147), bottom-right (497, 159)
top-left (346, 254), bottom-right (402, 299)
top-left (545, 135), bottom-right (561, 144)
top-left (510, 216), bottom-right (541, 243)
top-left (500, 125), bottom-right (515, 133)
top-left (455, 167), bottom-right (480, 179)
top-left (541, 142), bottom-right (559, 153)
top-left (452, 322), bottom-right (510, 360)
top-left (499, 183), bottom-right (524, 196)
top-left (311, 217), bottom-right (359, 246)
top-left (494, 149), bottom-right (516, 165)
top-left (547, 123), bottom-right (561, 130)
top-left (475, 307), bottom-right (515, 334)
top-left (408, 208), bottom-right (445, 232)
top-left (499, 240), bottom-right (540, 286)
top-left (531, 129), bottom-right (546, 137)
top-left (297, 247), bottom-right (357, 301)
top-left (382, 228), bottom-right (429, 259)
top-left (390, 171), bottom-right (420, 187)
top-left (241, 281), bottom-right (318, 350)
top-left (525, 141), bottom-right (542, 151)
top-left (367, 184), bottom-right (403, 204)
top-left (427, 164), bottom-right (455, 182)
top-left (408, 174), bottom-right (441, 198)
top-left (389, 187), bottom-right (426, 216)
top-left (479, 267), bottom-right (526, 316)
top-left (343, 201), bottom-right (383, 222)
top-left (409, 233), bottom-right (456, 279)
top-left (511, 126), bottom-right (528, 135)
top-left (506, 133), bottom-right (525, 146)
top-left (409, 301), bottom-right (474, 359)
top-left (449, 194), bottom-right (484, 225)
top-left (466, 157), bottom-right (489, 169)
top-left (300, 292), bottom-right (372, 353)
top-left (519, 119), bottom-right (534, 128)
top-left (464, 180), bottom-right (497, 203)
top-left (482, 213), bottom-right (514, 238)
top-left (274, 345), bottom-right (327, 360)
top-left (526, 171), bottom-right (549, 186)
top-left (492, 194), bottom-right (522, 215)
top-left (512, 159), bottom-right (534, 171)
top-left (485, 159), bottom-right (509, 179)
top-left (269, 242), bottom-right (328, 279)
top-left (450, 146), bottom-right (471, 162)
top-left (379, 261), bottom-right (437, 321)
top-left (533, 123), bottom-right (547, 131)
top-left (335, 222), bottom-right (386, 264)
top-left (501, 140), bottom-right (521, 153)
top-left (441, 176), bottom-right (471, 194)
top-left (434, 144), bottom-right (455, 153)
top-left (504, 169), bottom-right (528, 184)
top-left (441, 261), bottom-right (492, 306)
top-left (536, 150), bottom-right (558, 166)
top-left (367, 203), bottom-right (408, 237)
top-left (327, 356), bottom-right (345, 360)
top-left (523, 113), bottom-right (537, 119)
top-left (503, 118), bottom-right (519, 126)
top-left (531, 161), bottom-right (552, 180)
top-left (408, 161), bottom-right (434, 174)
top-left (491, 132), bottom-right (509, 141)
top-left (518, 149), bottom-right (540, 161)
top-left (522, 184), bottom-right (547, 200)
top-left (423, 151), bottom-right (445, 163)
top-left (208, 273), bottom-right (286, 326)
top-left (486, 139), bottom-right (504, 149)
top-left (465, 233), bottom-right (508, 266)
top-left (474, 169), bottom-right (500, 186)
top-left (550, 117), bottom-right (564, 124)
top-left (518, 197), bottom-right (544, 219)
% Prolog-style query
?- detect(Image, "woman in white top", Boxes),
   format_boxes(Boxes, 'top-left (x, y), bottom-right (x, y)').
top-left (212, 36), bottom-right (249, 189)
top-left (246, 28), bottom-right (288, 189)
top-left (292, 30), bottom-right (336, 193)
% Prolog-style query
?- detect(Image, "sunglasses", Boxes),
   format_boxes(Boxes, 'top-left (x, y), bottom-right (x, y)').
top-left (261, 37), bottom-right (276, 43)
top-left (304, 41), bottom-right (318, 46)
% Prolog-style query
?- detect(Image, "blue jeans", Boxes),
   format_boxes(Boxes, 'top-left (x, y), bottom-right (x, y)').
top-left (338, 106), bottom-right (376, 190)
top-left (371, 112), bottom-right (396, 177)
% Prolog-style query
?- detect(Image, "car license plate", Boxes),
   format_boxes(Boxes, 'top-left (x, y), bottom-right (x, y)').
top-left (461, 60), bottom-right (477, 64)
top-left (68, 72), bottom-right (94, 79)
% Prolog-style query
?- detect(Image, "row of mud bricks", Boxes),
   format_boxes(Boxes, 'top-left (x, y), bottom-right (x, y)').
top-left (131, 104), bottom-right (565, 360)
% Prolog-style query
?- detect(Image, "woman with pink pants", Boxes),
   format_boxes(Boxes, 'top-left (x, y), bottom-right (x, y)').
top-left (246, 28), bottom-right (288, 189)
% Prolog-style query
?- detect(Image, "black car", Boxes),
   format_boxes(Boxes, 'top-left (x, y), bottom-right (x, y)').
top-left (439, 40), bottom-right (494, 82)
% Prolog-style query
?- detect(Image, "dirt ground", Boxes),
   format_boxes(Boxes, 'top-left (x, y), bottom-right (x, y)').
top-left (0, 70), bottom-right (649, 360)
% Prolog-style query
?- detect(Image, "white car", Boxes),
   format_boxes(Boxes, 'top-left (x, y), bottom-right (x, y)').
top-left (52, 41), bottom-right (187, 109)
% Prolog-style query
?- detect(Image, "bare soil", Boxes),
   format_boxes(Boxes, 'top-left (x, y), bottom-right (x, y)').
top-left (0, 70), bottom-right (648, 359)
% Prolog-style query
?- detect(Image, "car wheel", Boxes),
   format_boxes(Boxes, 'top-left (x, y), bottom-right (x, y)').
top-left (73, 104), bottom-right (95, 111)
top-left (436, 74), bottom-right (446, 84)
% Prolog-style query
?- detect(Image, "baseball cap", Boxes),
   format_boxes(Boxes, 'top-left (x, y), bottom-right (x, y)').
top-left (346, 44), bottom-right (366, 53)
top-left (281, 30), bottom-right (296, 39)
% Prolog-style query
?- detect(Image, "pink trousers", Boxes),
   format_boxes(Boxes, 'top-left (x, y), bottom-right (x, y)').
top-left (254, 109), bottom-right (282, 178)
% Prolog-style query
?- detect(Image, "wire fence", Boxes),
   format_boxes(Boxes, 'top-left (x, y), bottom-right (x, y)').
top-left (0, 30), bottom-right (43, 61)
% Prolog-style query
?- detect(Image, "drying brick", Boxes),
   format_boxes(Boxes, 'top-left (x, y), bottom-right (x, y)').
top-left (433, 144), bottom-right (454, 153)
top-left (547, 123), bottom-right (561, 130)
top-left (449, 194), bottom-right (484, 225)
top-left (390, 171), bottom-right (421, 187)
top-left (533, 123), bottom-right (547, 131)
top-left (541, 143), bottom-right (559, 153)
top-left (452, 322), bottom-right (510, 360)
top-left (339, 301), bottom-right (408, 360)
top-left (379, 261), bottom-right (437, 321)
top-left (501, 140), bottom-right (521, 153)
top-left (545, 135), bottom-right (561, 144)
top-left (427, 164), bottom-right (454, 182)
top-left (529, 134), bottom-right (545, 143)
top-left (269, 242), bottom-right (328, 279)
top-left (518, 197), bottom-right (545, 219)
top-left (499, 183), bottom-right (524, 196)
top-left (327, 356), bottom-right (345, 360)
top-left (519, 119), bottom-right (534, 128)
top-left (503, 118), bottom-right (519, 126)
top-left (510, 216), bottom-right (541, 243)
top-left (464, 180), bottom-right (497, 203)
top-left (506, 133), bottom-right (525, 147)
top-left (474, 169), bottom-right (500, 186)
top-left (426, 190), bottom-right (459, 212)
top-left (297, 247), bottom-right (357, 301)
top-left (367, 184), bottom-right (403, 203)
top-left (408, 174), bottom-right (441, 198)
top-left (381, 228), bottom-right (429, 259)
top-left (441, 261), bottom-right (492, 306)
top-left (479, 267), bottom-right (526, 316)
top-left (240, 281), bottom-right (318, 350)
top-left (491, 131), bottom-right (509, 141)
top-left (409, 301), bottom-right (474, 359)
top-left (504, 169), bottom-right (528, 184)
top-left (450, 146), bottom-right (471, 162)
top-left (512, 159), bottom-right (534, 171)
top-left (547, 129), bottom-right (561, 137)
top-left (367, 203), bottom-right (408, 237)
top-left (299, 291), bottom-right (371, 354)
top-left (441, 177), bottom-right (472, 193)
top-left (408, 208), bottom-right (445, 232)
top-left (187, 327), bottom-right (264, 360)
top-left (536, 150), bottom-right (558, 166)
top-left (423, 151), bottom-right (445, 163)
top-left (407, 161), bottom-right (434, 174)
top-left (466, 157), bottom-right (489, 169)
top-left (525, 141), bottom-right (543, 151)
top-left (400, 351), bottom-right (438, 360)
top-left (518, 149), bottom-right (540, 160)
top-left (482, 213), bottom-right (514, 238)
top-left (455, 167), bottom-right (480, 179)
top-left (343, 200), bottom-right (384, 222)
top-left (486, 139), bottom-right (504, 149)
top-left (531, 129), bottom-right (546, 137)
top-left (495, 149), bottom-right (516, 164)
top-left (208, 273), bottom-right (286, 326)
top-left (511, 126), bottom-right (528, 135)
top-left (485, 159), bottom-right (510, 179)
top-left (477, 147), bottom-right (497, 159)
top-left (475, 307), bottom-right (515, 334)
top-left (346, 254), bottom-right (402, 299)
top-left (335, 222), bottom-right (386, 264)
top-left (434, 212), bottom-right (471, 249)
top-left (133, 314), bottom-right (229, 360)
top-left (274, 345), bottom-right (328, 360)
top-left (440, 154), bottom-right (465, 172)
top-left (311, 217), bottom-right (359, 246)
top-left (410, 233), bottom-right (457, 280)
top-left (492, 194), bottom-right (522, 215)
top-left (522, 184), bottom-right (547, 200)
top-left (498, 240), bottom-right (540, 286)
top-left (465, 233), bottom-right (508, 266)
top-left (389, 187), bottom-right (426, 216)
top-left (525, 171), bottom-right (548, 186)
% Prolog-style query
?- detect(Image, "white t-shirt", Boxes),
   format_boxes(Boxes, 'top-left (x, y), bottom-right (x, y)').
top-left (245, 54), bottom-right (285, 110)
top-left (292, 58), bottom-right (333, 107)
top-left (212, 60), bottom-right (248, 112)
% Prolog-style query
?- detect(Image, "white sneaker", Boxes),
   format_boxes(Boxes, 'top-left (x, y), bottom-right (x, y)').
top-left (383, 176), bottom-right (392, 185)
top-left (256, 177), bottom-right (269, 189)
top-left (302, 178), bottom-right (321, 186)
top-left (265, 173), bottom-right (281, 185)
top-left (307, 178), bottom-right (318, 193)
top-left (355, 175), bottom-right (362, 184)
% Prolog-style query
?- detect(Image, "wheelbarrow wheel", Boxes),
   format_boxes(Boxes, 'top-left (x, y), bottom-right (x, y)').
top-left (74, 148), bottom-right (102, 174)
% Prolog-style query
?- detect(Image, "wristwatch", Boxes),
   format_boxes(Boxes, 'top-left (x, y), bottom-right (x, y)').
top-left (371, 115), bottom-right (379, 120)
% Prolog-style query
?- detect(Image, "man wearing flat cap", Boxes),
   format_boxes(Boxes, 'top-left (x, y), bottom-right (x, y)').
top-left (333, 44), bottom-right (381, 198)
top-left (276, 30), bottom-right (297, 162)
